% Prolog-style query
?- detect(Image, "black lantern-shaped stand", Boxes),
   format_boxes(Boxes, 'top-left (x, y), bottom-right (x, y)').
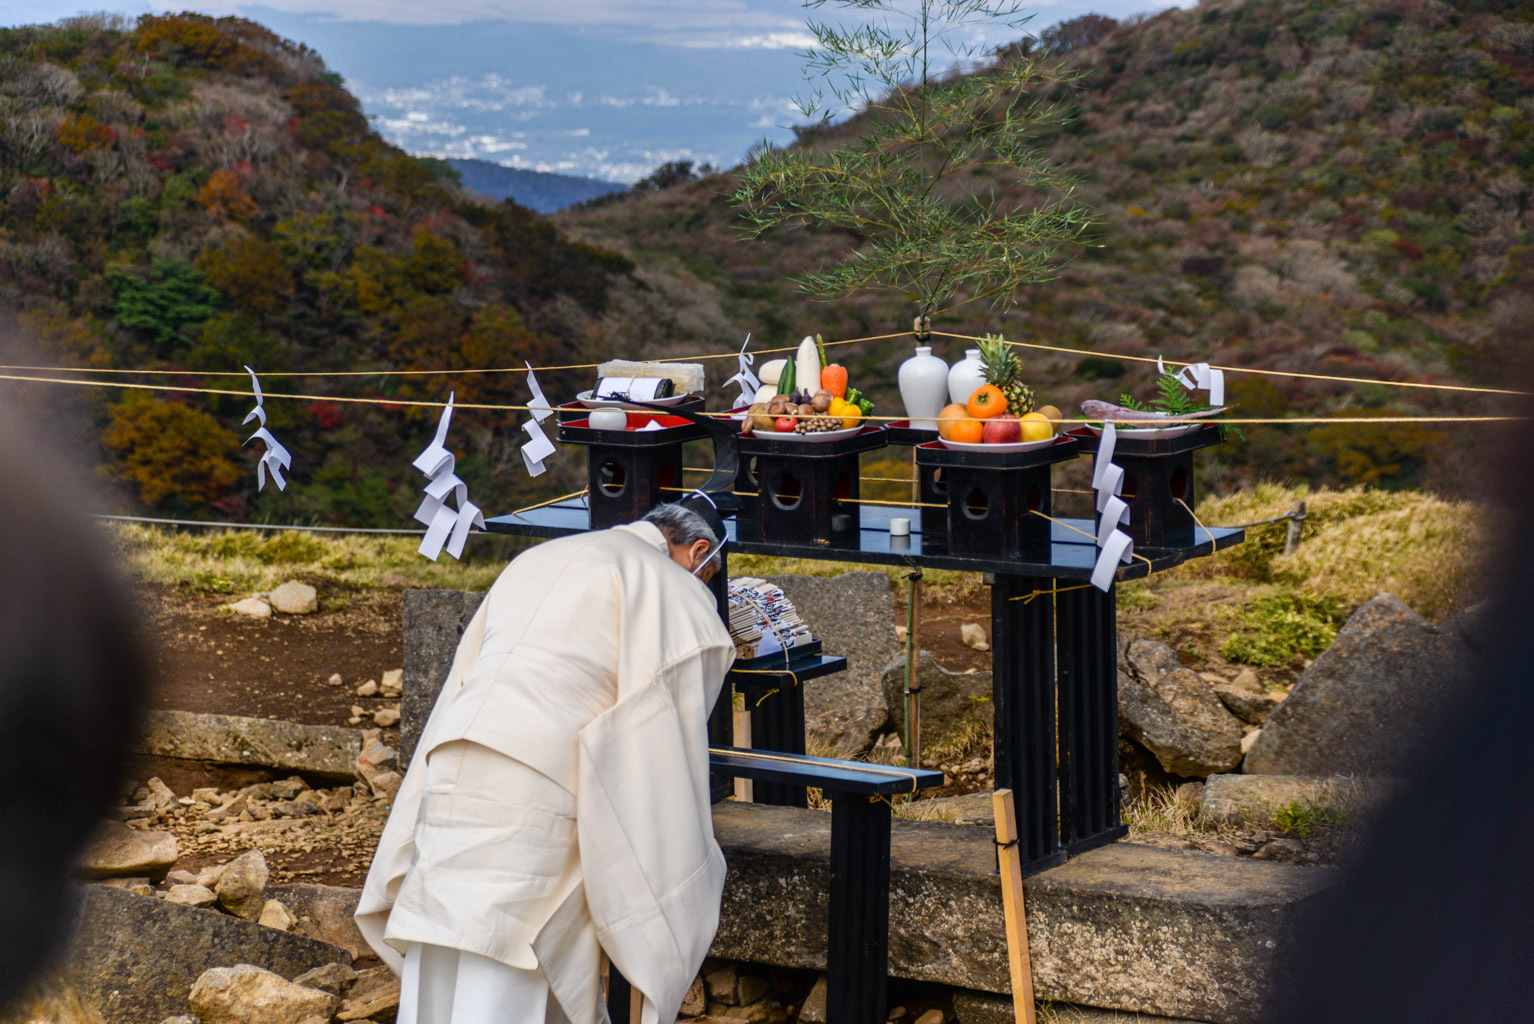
top-left (558, 413), bottom-right (709, 528)
top-left (914, 435), bottom-right (1081, 560)
top-left (737, 427), bottom-right (888, 545)
top-left (1071, 425), bottom-right (1222, 548)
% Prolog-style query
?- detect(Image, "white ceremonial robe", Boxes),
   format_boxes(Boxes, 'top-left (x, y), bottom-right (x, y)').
top-left (357, 521), bottom-right (736, 1024)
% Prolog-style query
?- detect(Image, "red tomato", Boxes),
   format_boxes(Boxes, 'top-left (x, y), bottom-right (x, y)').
top-left (775, 417), bottom-right (797, 432)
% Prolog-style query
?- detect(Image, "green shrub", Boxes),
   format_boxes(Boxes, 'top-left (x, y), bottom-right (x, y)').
top-left (1220, 591), bottom-right (1347, 667)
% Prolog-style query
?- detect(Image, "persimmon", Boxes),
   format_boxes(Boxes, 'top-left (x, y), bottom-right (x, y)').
top-left (966, 384), bottom-right (1006, 419)
top-left (949, 418), bottom-right (984, 443)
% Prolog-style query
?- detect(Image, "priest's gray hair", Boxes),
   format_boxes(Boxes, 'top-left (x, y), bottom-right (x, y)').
top-left (642, 504), bottom-right (722, 572)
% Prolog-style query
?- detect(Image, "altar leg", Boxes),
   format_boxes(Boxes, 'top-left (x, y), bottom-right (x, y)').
top-left (749, 683), bottom-right (808, 808)
top-left (1056, 582), bottom-right (1127, 851)
top-left (708, 552), bottom-right (734, 803)
top-left (990, 575), bottom-right (1064, 873)
top-left (827, 793), bottom-right (891, 1024)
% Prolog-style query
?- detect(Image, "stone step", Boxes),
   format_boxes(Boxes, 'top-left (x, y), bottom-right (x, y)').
top-left (134, 710), bottom-right (362, 780)
top-left (711, 801), bottom-right (1334, 1024)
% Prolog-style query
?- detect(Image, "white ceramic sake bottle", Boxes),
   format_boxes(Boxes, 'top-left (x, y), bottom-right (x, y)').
top-left (898, 345), bottom-right (950, 430)
top-left (947, 348), bottom-right (986, 406)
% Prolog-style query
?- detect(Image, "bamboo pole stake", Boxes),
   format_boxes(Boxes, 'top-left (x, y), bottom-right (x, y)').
top-left (992, 788), bottom-right (1037, 1024)
top-left (733, 707), bottom-right (753, 802)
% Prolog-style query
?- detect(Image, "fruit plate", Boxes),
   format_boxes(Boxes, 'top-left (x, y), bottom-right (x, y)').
top-left (939, 435), bottom-right (1057, 453)
top-left (576, 390), bottom-right (693, 410)
top-left (744, 424), bottom-right (864, 443)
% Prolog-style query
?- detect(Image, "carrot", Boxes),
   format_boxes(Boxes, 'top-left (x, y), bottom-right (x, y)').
top-left (820, 364), bottom-right (848, 399)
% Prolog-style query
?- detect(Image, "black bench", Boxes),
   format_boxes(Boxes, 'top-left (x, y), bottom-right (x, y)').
top-left (726, 650), bottom-right (847, 807)
top-left (607, 747), bottom-right (945, 1024)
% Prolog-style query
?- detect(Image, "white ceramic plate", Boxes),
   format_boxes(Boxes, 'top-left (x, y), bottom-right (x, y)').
top-left (746, 424), bottom-right (864, 442)
top-left (1082, 423), bottom-right (1201, 440)
top-left (939, 435), bottom-right (1057, 453)
top-left (576, 390), bottom-right (692, 410)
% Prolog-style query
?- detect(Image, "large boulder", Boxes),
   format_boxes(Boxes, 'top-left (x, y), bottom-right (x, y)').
top-left (1244, 594), bottom-right (1472, 776)
top-left (762, 572), bottom-right (901, 717)
top-left (189, 964), bottom-right (337, 1024)
top-left (62, 886), bottom-right (349, 1023)
top-left (1119, 641), bottom-right (1244, 777)
top-left (401, 589), bottom-right (486, 762)
top-left (804, 705), bottom-right (890, 759)
top-left (879, 651), bottom-right (991, 752)
top-left (267, 883), bottom-right (367, 960)
top-left (134, 710), bottom-right (361, 780)
top-left (1200, 773), bottom-right (1393, 827)
top-left (75, 821), bottom-right (178, 880)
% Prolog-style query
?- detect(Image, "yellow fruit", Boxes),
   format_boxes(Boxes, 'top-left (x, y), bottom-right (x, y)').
top-left (1019, 412), bottom-right (1053, 442)
top-left (937, 403), bottom-right (969, 440)
top-left (833, 399), bottom-right (863, 430)
top-left (1036, 404), bottom-right (1063, 423)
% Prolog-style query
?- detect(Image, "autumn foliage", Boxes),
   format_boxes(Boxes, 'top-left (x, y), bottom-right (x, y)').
top-left (0, 13), bottom-right (635, 519)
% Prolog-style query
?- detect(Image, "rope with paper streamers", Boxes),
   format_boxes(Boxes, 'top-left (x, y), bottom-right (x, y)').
top-left (0, 370), bottom-right (1516, 425)
top-left (0, 322), bottom-right (1523, 399)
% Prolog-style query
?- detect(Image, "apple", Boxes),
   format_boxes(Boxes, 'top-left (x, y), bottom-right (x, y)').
top-left (982, 415), bottom-right (1022, 444)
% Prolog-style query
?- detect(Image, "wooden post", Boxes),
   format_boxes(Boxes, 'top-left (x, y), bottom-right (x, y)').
top-left (992, 788), bottom-right (1037, 1024)
top-left (1284, 499), bottom-right (1306, 555)
top-left (733, 707), bottom-right (753, 802)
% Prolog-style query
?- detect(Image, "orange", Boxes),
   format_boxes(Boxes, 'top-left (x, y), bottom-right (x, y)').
top-left (949, 418), bottom-right (984, 444)
top-left (966, 384), bottom-right (1006, 419)
top-left (936, 403), bottom-right (969, 440)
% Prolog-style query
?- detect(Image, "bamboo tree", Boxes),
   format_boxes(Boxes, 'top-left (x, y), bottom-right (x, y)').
top-left (733, 0), bottom-right (1093, 322)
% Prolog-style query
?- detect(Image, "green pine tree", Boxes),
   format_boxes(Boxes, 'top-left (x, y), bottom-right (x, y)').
top-left (733, 0), bottom-right (1094, 323)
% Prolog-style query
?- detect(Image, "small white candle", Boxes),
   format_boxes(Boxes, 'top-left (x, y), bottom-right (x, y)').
top-left (889, 517), bottom-right (911, 537)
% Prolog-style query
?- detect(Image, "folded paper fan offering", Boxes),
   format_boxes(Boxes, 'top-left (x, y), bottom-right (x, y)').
top-left (727, 577), bottom-right (814, 659)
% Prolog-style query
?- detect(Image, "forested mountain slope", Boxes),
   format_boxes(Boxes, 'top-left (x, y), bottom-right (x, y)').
top-left (0, 14), bottom-right (637, 522)
top-left (563, 0), bottom-right (1534, 492)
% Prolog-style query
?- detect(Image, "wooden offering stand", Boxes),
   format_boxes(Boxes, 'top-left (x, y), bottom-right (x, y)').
top-left (737, 426), bottom-right (888, 545)
top-left (1068, 424), bottom-right (1224, 548)
top-left (914, 435), bottom-right (1081, 560)
top-left (557, 412), bottom-right (709, 529)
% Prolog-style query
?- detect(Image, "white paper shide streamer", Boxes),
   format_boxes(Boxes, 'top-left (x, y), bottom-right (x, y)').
top-left (723, 334), bottom-right (760, 408)
top-left (242, 366), bottom-right (291, 491)
top-left (1157, 356), bottom-right (1225, 406)
top-left (520, 362), bottom-right (556, 478)
top-left (410, 393), bottom-right (485, 561)
top-left (1090, 422), bottom-right (1133, 592)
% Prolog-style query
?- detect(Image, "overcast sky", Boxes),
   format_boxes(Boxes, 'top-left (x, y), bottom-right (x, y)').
top-left (6, 0), bottom-right (1189, 181)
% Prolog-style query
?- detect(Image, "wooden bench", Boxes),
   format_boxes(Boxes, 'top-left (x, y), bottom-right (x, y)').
top-left (607, 748), bottom-right (945, 1024)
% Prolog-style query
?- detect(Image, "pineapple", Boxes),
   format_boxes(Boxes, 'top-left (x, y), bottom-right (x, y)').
top-left (979, 334), bottom-right (1035, 415)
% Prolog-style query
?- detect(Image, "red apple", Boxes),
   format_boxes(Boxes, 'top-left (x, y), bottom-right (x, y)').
top-left (982, 415), bottom-right (1022, 444)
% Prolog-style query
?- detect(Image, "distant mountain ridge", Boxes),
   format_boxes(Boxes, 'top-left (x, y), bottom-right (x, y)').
top-left (447, 158), bottom-right (624, 213)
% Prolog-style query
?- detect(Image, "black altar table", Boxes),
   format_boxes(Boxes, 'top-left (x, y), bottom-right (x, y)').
top-left (486, 497), bottom-right (1241, 874)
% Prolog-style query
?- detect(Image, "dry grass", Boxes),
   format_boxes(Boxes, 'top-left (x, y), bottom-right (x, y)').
top-left (1122, 784), bottom-right (1246, 846)
top-left (106, 523), bottom-right (522, 596)
top-left (1182, 484), bottom-right (1485, 620)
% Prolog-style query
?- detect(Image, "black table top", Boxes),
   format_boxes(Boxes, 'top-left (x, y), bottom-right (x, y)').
top-left (728, 653), bottom-right (848, 688)
top-left (707, 746), bottom-right (945, 795)
top-left (485, 499), bottom-right (1243, 582)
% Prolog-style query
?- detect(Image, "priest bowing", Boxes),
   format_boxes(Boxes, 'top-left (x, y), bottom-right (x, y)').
top-left (357, 499), bottom-right (736, 1024)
